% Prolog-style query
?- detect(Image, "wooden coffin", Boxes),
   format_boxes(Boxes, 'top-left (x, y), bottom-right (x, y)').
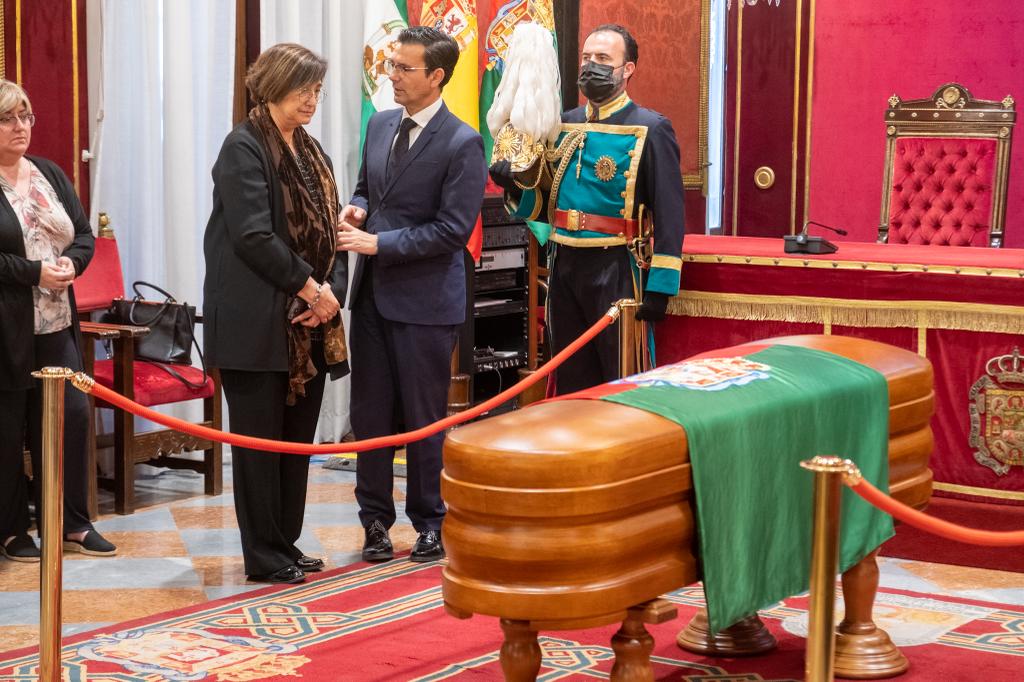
top-left (441, 335), bottom-right (933, 675)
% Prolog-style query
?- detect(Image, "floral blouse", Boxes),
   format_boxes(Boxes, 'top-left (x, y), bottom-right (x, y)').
top-left (1, 163), bottom-right (75, 334)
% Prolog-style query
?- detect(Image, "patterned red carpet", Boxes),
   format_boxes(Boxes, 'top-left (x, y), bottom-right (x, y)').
top-left (1, 559), bottom-right (1021, 680)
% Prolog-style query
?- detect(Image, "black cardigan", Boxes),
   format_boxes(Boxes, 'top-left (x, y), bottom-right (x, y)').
top-left (0, 156), bottom-right (93, 390)
top-left (202, 121), bottom-right (348, 374)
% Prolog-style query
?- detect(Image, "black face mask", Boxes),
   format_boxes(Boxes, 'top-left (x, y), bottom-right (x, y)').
top-left (577, 61), bottom-right (623, 103)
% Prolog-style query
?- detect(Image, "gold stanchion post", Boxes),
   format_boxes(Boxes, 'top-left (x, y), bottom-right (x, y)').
top-left (799, 455), bottom-right (850, 682)
top-left (32, 367), bottom-right (73, 682)
top-left (614, 299), bottom-right (638, 378)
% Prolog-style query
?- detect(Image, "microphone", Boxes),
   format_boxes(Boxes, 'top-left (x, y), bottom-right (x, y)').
top-left (783, 220), bottom-right (847, 255)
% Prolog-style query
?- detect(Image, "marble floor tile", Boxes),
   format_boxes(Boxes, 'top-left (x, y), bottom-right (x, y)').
top-left (305, 482), bottom-right (357, 504)
top-left (203, 584), bottom-right (265, 601)
top-left (61, 558), bottom-right (200, 590)
top-left (170, 505), bottom-right (238, 529)
top-left (91, 507), bottom-right (177, 532)
top-left (178, 528), bottom-right (245, 557)
top-left (189, 556), bottom-right (250, 587)
top-left (0, 563), bottom-right (39, 592)
top-left (0, 625), bottom-right (39, 653)
top-left (0, 593), bottom-right (40, 625)
top-left (62, 588), bottom-right (207, 623)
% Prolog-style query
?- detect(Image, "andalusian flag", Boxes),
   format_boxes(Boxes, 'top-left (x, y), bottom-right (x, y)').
top-left (420, 0), bottom-right (484, 260)
top-left (361, 0), bottom-right (409, 149)
top-left (572, 343), bottom-right (895, 632)
top-left (478, 0), bottom-right (556, 165)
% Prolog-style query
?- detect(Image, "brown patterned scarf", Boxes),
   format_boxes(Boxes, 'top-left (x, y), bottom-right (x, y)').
top-left (249, 104), bottom-right (348, 405)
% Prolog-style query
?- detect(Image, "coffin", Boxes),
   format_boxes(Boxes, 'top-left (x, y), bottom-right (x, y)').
top-left (441, 335), bottom-right (933, 678)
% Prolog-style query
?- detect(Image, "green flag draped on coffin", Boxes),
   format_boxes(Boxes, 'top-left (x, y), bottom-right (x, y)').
top-left (569, 343), bottom-right (895, 632)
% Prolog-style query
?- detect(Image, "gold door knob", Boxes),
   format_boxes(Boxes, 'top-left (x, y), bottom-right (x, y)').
top-left (754, 166), bottom-right (775, 189)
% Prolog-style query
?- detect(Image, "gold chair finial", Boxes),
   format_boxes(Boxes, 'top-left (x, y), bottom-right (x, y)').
top-left (97, 212), bottom-right (114, 238)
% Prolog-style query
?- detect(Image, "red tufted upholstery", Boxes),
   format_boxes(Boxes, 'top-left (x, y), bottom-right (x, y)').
top-left (887, 137), bottom-right (996, 246)
top-left (92, 360), bottom-right (215, 408)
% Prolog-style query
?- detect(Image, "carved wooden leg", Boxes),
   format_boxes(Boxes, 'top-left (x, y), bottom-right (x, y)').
top-left (677, 607), bottom-right (777, 656)
top-left (835, 548), bottom-right (908, 678)
top-left (611, 599), bottom-right (678, 682)
top-left (499, 619), bottom-right (541, 681)
top-left (611, 609), bottom-right (655, 682)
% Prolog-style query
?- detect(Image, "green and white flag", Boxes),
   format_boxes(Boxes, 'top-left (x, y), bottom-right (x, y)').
top-left (361, 0), bottom-right (409, 150)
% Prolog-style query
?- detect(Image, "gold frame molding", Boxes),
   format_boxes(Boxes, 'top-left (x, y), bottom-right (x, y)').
top-left (683, 0), bottom-right (711, 193)
top-left (878, 82), bottom-right (1016, 248)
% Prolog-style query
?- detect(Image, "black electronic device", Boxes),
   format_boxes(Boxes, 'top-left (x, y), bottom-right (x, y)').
top-left (783, 220), bottom-right (848, 255)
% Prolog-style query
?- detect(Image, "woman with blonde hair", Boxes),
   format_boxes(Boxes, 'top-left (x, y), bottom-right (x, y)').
top-left (203, 44), bottom-right (348, 584)
top-left (0, 79), bottom-right (116, 561)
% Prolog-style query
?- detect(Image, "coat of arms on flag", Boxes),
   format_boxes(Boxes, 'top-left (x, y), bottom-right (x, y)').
top-left (616, 356), bottom-right (773, 391)
top-left (362, 19), bottom-right (406, 105)
top-left (484, 0), bottom-right (556, 74)
top-left (969, 348), bottom-right (1024, 475)
top-left (422, 0), bottom-right (477, 51)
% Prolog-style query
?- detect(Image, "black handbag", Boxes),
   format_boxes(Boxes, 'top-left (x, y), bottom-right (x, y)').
top-left (103, 281), bottom-right (208, 389)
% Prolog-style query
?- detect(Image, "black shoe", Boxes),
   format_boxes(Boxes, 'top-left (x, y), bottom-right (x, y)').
top-left (361, 520), bottom-right (393, 562)
top-left (62, 530), bottom-right (117, 557)
top-left (410, 530), bottom-right (444, 563)
top-left (248, 565), bottom-right (306, 584)
top-left (1, 534), bottom-right (40, 563)
top-left (296, 555), bottom-right (325, 572)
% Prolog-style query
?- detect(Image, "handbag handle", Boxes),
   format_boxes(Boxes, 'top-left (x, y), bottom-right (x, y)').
top-left (126, 280), bottom-right (178, 326)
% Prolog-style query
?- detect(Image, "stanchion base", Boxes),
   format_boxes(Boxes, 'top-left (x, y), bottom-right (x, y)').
top-left (676, 609), bottom-right (777, 657)
top-left (834, 627), bottom-right (909, 679)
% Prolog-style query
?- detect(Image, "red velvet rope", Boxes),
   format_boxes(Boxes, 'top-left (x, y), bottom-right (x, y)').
top-left (848, 477), bottom-right (1024, 547)
top-left (77, 311), bottom-right (617, 455)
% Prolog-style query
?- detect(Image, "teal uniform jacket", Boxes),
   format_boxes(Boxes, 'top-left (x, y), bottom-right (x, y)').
top-left (515, 96), bottom-right (685, 298)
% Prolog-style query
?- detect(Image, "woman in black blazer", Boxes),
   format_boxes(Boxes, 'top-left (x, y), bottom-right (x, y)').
top-left (0, 80), bottom-right (116, 561)
top-left (203, 44), bottom-right (348, 584)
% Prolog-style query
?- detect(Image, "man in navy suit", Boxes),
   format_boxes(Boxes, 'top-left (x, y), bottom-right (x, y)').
top-left (337, 26), bottom-right (486, 563)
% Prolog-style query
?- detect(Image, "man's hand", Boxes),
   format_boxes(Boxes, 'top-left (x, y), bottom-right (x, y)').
top-left (340, 204), bottom-right (366, 229)
top-left (635, 292), bottom-right (669, 322)
top-left (337, 220), bottom-right (378, 255)
top-left (488, 160), bottom-right (518, 192)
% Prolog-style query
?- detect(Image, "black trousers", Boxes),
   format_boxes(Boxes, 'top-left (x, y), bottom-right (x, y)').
top-left (0, 327), bottom-right (93, 539)
top-left (548, 245), bottom-right (635, 395)
top-left (220, 340), bottom-right (326, 576)
top-left (350, 273), bottom-right (456, 533)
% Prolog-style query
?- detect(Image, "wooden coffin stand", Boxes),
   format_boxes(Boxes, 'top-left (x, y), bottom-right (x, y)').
top-left (441, 335), bottom-right (934, 680)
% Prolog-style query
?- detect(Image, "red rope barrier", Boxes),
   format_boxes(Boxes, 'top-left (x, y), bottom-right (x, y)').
top-left (848, 476), bottom-right (1024, 547)
top-left (75, 310), bottom-right (618, 455)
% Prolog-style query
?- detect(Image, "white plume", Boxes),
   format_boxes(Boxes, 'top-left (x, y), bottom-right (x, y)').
top-left (486, 23), bottom-right (562, 145)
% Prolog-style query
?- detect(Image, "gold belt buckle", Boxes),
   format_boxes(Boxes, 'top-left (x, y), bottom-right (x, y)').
top-left (566, 209), bottom-right (584, 231)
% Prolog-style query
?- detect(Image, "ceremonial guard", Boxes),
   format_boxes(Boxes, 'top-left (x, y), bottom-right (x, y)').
top-left (489, 23), bottom-right (685, 394)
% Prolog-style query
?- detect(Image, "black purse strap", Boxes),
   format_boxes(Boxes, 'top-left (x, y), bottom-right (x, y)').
top-left (127, 280), bottom-right (178, 326)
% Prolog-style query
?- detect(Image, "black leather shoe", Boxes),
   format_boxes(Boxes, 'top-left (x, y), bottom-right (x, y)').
top-left (248, 565), bottom-right (306, 584)
top-left (295, 555), bottom-right (324, 572)
top-left (410, 530), bottom-right (444, 563)
top-left (361, 520), bottom-right (393, 562)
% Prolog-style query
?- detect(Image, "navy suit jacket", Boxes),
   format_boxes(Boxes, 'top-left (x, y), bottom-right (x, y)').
top-left (348, 102), bottom-right (486, 326)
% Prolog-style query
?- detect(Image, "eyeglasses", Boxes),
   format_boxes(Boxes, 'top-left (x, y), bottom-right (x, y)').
top-left (0, 112), bottom-right (35, 131)
top-left (295, 86), bottom-right (325, 103)
top-left (383, 59), bottom-right (432, 77)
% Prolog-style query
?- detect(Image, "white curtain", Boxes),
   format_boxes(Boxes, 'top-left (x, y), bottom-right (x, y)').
top-left (261, 0), bottom-right (367, 442)
top-left (89, 0), bottom-right (236, 425)
top-left (706, 0), bottom-right (727, 234)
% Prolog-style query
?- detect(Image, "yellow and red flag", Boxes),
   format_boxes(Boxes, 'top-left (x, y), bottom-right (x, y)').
top-left (420, 0), bottom-right (484, 260)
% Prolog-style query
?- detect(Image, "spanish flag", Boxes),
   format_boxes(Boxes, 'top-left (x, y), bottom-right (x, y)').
top-left (420, 0), bottom-right (484, 261)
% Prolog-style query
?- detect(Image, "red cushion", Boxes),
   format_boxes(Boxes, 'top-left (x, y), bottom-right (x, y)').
top-left (92, 359), bottom-right (215, 408)
top-left (74, 237), bottom-right (125, 312)
top-left (887, 137), bottom-right (996, 246)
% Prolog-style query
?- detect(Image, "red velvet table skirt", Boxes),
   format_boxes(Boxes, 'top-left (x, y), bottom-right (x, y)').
top-left (657, 236), bottom-right (1024, 505)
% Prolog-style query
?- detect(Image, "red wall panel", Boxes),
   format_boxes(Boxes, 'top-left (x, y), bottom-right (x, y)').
top-left (810, 1), bottom-right (1024, 247)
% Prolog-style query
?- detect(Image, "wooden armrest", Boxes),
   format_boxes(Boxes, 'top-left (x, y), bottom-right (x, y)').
top-left (194, 312), bottom-right (204, 324)
top-left (80, 320), bottom-right (151, 339)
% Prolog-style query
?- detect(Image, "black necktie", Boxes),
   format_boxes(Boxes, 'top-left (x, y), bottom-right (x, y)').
top-left (388, 118), bottom-right (418, 180)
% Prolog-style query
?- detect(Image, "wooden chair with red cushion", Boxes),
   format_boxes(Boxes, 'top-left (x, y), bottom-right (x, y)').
top-left (75, 213), bottom-right (222, 514)
top-left (878, 83), bottom-right (1015, 247)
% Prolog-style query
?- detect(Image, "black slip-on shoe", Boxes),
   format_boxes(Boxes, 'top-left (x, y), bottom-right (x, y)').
top-left (1, 534), bottom-right (40, 563)
top-left (296, 555), bottom-right (325, 572)
top-left (248, 565), bottom-right (306, 584)
top-left (62, 530), bottom-right (117, 557)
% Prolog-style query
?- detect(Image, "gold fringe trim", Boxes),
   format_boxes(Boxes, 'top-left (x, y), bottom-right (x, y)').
top-left (933, 481), bottom-right (1024, 501)
top-left (668, 291), bottom-right (1024, 335)
top-left (683, 253), bottom-right (1024, 280)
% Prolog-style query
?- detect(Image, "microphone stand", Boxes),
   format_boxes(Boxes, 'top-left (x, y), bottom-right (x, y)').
top-left (783, 220), bottom-right (849, 255)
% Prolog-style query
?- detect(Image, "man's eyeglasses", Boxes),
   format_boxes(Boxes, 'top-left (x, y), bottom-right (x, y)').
top-left (296, 86), bottom-right (325, 103)
top-left (383, 59), bottom-right (432, 77)
top-left (0, 112), bottom-right (35, 131)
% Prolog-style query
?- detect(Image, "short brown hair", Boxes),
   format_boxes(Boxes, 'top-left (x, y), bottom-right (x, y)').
top-left (0, 79), bottom-right (32, 117)
top-left (245, 43), bottom-right (327, 104)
